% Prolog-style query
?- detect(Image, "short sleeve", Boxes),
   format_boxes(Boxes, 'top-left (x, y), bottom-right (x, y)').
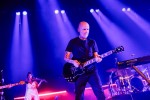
top-left (65, 40), bottom-right (73, 52)
top-left (92, 40), bottom-right (99, 52)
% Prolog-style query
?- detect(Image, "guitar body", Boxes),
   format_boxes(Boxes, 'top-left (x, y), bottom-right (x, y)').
top-left (63, 63), bottom-right (85, 82)
top-left (63, 62), bottom-right (96, 82)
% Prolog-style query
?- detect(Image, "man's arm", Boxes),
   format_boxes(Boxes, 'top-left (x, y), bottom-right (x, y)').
top-left (64, 51), bottom-right (74, 63)
top-left (64, 51), bottom-right (80, 67)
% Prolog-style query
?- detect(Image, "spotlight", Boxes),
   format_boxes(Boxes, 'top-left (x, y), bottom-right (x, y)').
top-left (90, 9), bottom-right (94, 13)
top-left (16, 12), bottom-right (20, 15)
top-left (23, 11), bottom-right (27, 15)
top-left (61, 10), bottom-right (65, 14)
top-left (95, 9), bottom-right (100, 12)
top-left (122, 8), bottom-right (126, 12)
top-left (54, 10), bottom-right (59, 14)
top-left (127, 8), bottom-right (131, 11)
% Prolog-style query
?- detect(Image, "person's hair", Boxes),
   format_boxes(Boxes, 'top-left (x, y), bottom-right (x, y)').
top-left (27, 72), bottom-right (32, 78)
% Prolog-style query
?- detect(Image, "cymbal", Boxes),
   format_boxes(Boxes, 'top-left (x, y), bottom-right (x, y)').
top-left (106, 68), bottom-right (117, 72)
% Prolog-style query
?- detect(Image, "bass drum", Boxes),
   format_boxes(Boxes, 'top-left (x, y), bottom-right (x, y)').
top-left (130, 77), bottom-right (144, 92)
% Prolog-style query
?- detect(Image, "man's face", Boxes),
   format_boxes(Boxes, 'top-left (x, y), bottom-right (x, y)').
top-left (78, 22), bottom-right (89, 39)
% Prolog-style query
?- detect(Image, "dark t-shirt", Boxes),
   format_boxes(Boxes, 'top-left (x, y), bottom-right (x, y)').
top-left (66, 37), bottom-right (99, 62)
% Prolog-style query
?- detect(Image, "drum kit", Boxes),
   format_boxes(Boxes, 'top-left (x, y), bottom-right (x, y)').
top-left (107, 64), bottom-right (150, 97)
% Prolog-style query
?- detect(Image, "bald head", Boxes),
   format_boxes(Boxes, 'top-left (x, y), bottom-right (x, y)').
top-left (78, 21), bottom-right (90, 39)
top-left (78, 21), bottom-right (89, 30)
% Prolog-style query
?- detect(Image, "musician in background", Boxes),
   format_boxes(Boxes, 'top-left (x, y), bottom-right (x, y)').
top-left (64, 21), bottom-right (105, 100)
top-left (24, 72), bottom-right (44, 100)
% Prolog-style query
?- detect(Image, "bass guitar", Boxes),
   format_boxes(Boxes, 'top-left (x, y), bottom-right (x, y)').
top-left (0, 81), bottom-right (25, 89)
top-left (63, 46), bottom-right (124, 82)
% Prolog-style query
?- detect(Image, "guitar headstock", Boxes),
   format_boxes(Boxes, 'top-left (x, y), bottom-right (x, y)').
top-left (19, 81), bottom-right (25, 85)
top-left (113, 46), bottom-right (124, 53)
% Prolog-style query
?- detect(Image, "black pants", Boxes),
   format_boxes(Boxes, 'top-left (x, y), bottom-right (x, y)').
top-left (75, 70), bottom-right (105, 100)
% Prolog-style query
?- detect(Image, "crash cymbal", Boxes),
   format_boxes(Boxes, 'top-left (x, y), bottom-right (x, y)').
top-left (106, 68), bottom-right (117, 72)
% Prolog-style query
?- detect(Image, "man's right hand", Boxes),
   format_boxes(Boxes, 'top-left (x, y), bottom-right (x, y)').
top-left (72, 60), bottom-right (80, 68)
top-left (64, 51), bottom-right (80, 67)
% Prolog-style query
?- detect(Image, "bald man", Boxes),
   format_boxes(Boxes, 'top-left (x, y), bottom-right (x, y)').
top-left (64, 21), bottom-right (105, 100)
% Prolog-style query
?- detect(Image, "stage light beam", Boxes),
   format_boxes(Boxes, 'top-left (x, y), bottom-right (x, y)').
top-left (122, 8), bottom-right (126, 12)
top-left (16, 12), bottom-right (20, 15)
top-left (61, 10), bottom-right (65, 14)
top-left (23, 11), bottom-right (27, 15)
top-left (90, 9), bottom-right (94, 13)
top-left (127, 8), bottom-right (131, 11)
top-left (95, 9), bottom-right (100, 12)
top-left (54, 10), bottom-right (59, 14)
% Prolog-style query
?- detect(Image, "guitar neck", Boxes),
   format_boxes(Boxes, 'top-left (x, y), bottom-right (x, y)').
top-left (83, 50), bottom-right (113, 67)
top-left (100, 50), bottom-right (113, 58)
top-left (83, 58), bottom-right (96, 67)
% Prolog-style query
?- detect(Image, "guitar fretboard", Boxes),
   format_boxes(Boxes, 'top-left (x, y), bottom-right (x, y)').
top-left (100, 51), bottom-right (113, 58)
top-left (83, 50), bottom-right (113, 67)
top-left (83, 58), bottom-right (96, 67)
